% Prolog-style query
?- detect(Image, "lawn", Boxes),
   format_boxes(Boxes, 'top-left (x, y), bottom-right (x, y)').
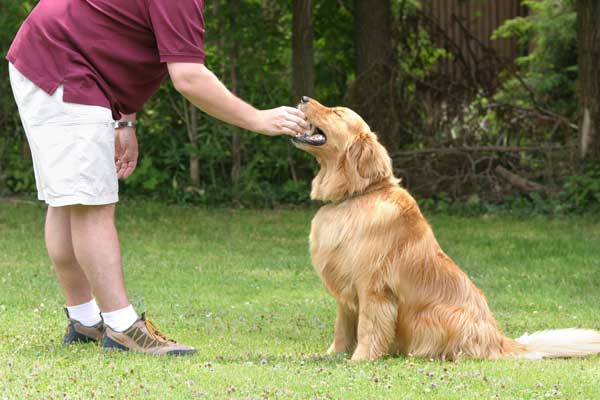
top-left (0, 200), bottom-right (599, 399)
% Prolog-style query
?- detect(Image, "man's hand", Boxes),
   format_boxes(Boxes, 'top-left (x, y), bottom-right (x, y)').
top-left (115, 127), bottom-right (138, 179)
top-left (253, 106), bottom-right (309, 137)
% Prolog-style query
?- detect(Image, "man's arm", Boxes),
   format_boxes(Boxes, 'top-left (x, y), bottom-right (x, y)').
top-left (167, 63), bottom-right (308, 137)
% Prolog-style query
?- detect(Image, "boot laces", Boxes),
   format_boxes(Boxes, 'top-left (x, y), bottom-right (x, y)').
top-left (144, 319), bottom-right (175, 343)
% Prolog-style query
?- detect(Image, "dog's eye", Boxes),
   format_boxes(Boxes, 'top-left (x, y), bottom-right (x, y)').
top-left (333, 110), bottom-right (343, 118)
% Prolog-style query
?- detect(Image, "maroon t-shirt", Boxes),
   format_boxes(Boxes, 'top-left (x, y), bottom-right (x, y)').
top-left (7, 0), bottom-right (205, 120)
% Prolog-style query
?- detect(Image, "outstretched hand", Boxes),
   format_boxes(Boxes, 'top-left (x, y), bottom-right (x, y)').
top-left (254, 106), bottom-right (309, 137)
top-left (115, 127), bottom-right (138, 179)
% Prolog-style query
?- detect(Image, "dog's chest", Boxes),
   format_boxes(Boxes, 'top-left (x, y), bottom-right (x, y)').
top-left (310, 205), bottom-right (355, 255)
top-left (308, 203), bottom-right (367, 300)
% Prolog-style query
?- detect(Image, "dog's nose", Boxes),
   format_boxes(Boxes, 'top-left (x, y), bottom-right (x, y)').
top-left (301, 96), bottom-right (310, 104)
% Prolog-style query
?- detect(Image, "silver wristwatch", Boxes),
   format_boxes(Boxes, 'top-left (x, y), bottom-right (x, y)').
top-left (114, 120), bottom-right (137, 129)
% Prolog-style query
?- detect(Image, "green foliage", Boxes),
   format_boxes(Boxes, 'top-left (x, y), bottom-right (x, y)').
top-left (418, 187), bottom-right (600, 218)
top-left (0, 0), bottom-right (34, 195)
top-left (560, 163), bottom-right (600, 213)
top-left (124, 157), bottom-right (170, 192)
top-left (493, 0), bottom-right (577, 115)
top-left (393, 0), bottom-right (449, 82)
top-left (0, 0), bottom-right (322, 205)
top-left (0, 140), bottom-right (35, 195)
top-left (124, 0), bottom-right (365, 206)
top-left (0, 0), bottom-right (597, 212)
top-left (313, 0), bottom-right (355, 105)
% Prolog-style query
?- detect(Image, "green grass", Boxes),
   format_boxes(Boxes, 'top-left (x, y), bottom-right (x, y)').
top-left (0, 200), bottom-right (599, 399)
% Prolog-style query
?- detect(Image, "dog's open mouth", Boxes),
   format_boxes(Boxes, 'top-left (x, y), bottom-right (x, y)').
top-left (292, 124), bottom-right (327, 146)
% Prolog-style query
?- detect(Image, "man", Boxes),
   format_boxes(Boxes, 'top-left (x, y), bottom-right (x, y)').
top-left (7, 0), bottom-right (308, 355)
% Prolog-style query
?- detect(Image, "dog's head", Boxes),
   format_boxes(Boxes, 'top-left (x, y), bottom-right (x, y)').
top-left (293, 97), bottom-right (395, 202)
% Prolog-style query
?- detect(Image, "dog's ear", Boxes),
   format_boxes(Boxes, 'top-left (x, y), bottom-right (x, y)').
top-left (345, 132), bottom-right (392, 193)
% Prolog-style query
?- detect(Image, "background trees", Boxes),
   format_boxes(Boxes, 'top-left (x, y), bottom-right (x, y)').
top-left (349, 0), bottom-right (398, 149)
top-left (292, 0), bottom-right (315, 103)
top-left (0, 0), bottom-right (34, 196)
top-left (0, 0), bottom-right (597, 211)
top-left (576, 0), bottom-right (600, 162)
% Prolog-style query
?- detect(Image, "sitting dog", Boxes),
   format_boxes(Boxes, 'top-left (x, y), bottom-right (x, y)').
top-left (292, 97), bottom-right (600, 362)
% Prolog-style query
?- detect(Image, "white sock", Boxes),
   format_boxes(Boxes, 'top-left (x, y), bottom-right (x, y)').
top-left (101, 304), bottom-right (139, 332)
top-left (66, 298), bottom-right (102, 326)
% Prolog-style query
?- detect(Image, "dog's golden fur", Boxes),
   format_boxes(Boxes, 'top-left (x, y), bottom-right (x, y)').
top-left (294, 99), bottom-right (600, 362)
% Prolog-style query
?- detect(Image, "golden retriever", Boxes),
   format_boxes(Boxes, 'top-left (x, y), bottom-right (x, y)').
top-left (292, 97), bottom-right (600, 362)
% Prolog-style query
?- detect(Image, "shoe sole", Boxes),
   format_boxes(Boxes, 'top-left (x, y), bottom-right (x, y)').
top-left (101, 336), bottom-right (130, 352)
top-left (63, 331), bottom-right (98, 345)
top-left (102, 336), bottom-right (196, 356)
top-left (167, 349), bottom-right (197, 356)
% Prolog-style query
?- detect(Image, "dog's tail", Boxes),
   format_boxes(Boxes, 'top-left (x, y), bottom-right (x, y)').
top-left (512, 328), bottom-right (600, 359)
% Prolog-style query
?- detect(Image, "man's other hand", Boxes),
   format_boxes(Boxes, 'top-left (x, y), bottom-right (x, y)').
top-left (115, 127), bottom-right (138, 179)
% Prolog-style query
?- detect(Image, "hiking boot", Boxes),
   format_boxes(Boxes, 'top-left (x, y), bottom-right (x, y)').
top-left (63, 308), bottom-right (104, 344)
top-left (101, 313), bottom-right (196, 356)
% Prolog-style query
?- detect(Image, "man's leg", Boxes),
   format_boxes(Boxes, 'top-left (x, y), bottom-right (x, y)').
top-left (69, 203), bottom-right (195, 355)
top-left (45, 206), bottom-right (95, 306)
top-left (47, 203), bottom-right (131, 313)
top-left (69, 204), bottom-right (130, 312)
top-left (46, 205), bottom-right (103, 342)
top-left (69, 203), bottom-right (139, 333)
top-left (47, 203), bottom-right (137, 336)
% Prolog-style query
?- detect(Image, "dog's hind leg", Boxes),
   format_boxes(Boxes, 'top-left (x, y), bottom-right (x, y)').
top-left (350, 290), bottom-right (397, 362)
top-left (327, 302), bottom-right (358, 354)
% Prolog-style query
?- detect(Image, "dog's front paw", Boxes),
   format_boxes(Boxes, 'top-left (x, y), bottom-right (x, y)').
top-left (348, 354), bottom-right (368, 363)
top-left (350, 347), bottom-right (382, 362)
top-left (327, 342), bottom-right (347, 355)
top-left (326, 342), bottom-right (336, 355)
top-left (327, 340), bottom-right (354, 355)
top-left (349, 349), bottom-right (368, 362)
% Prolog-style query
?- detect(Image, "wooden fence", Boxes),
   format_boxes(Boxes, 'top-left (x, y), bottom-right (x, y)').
top-left (423, 0), bottom-right (527, 82)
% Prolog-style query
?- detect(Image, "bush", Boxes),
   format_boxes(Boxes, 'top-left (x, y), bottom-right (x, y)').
top-left (560, 163), bottom-right (600, 213)
top-left (493, 0), bottom-right (577, 117)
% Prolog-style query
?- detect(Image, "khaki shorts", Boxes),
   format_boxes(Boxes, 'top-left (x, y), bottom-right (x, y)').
top-left (9, 63), bottom-right (118, 207)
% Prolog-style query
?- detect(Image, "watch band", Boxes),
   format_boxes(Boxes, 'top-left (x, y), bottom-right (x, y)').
top-left (114, 120), bottom-right (137, 129)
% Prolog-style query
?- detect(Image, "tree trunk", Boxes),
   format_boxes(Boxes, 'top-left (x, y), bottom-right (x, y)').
top-left (165, 89), bottom-right (200, 186)
top-left (230, 0), bottom-right (242, 184)
top-left (292, 0), bottom-right (314, 103)
top-left (495, 166), bottom-right (559, 195)
top-left (354, 0), bottom-right (392, 79)
top-left (577, 0), bottom-right (600, 161)
top-left (188, 102), bottom-right (200, 186)
top-left (349, 0), bottom-right (399, 150)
